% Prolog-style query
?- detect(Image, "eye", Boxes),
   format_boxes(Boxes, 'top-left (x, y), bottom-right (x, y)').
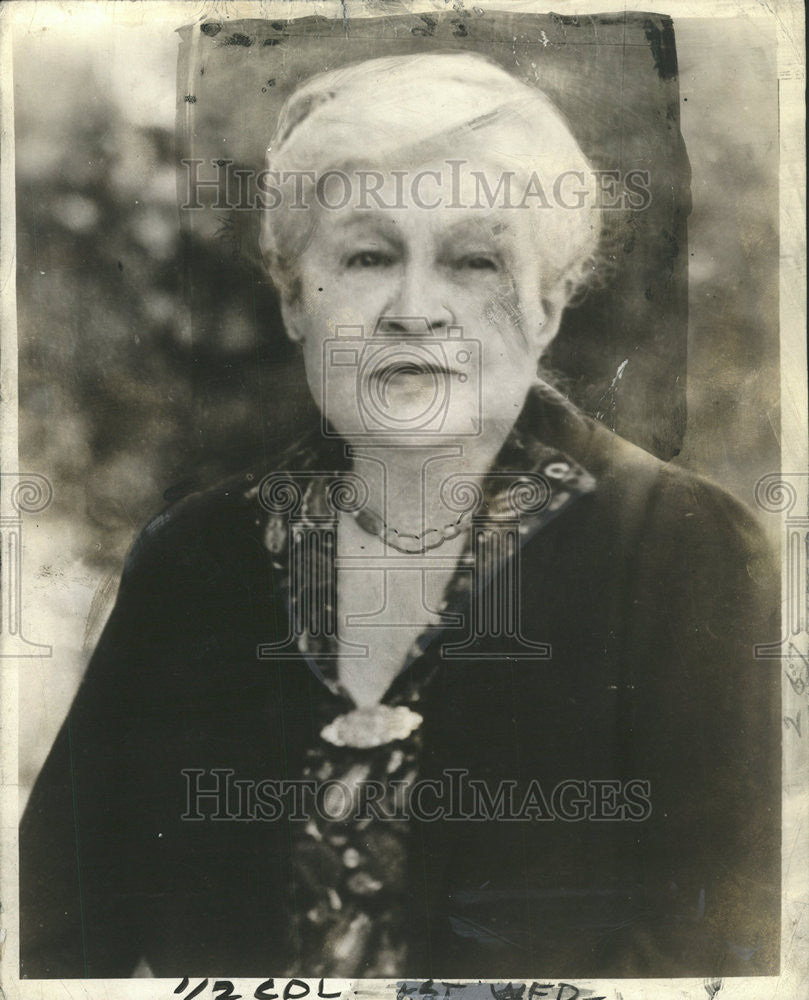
top-left (345, 250), bottom-right (394, 269)
top-left (458, 254), bottom-right (500, 272)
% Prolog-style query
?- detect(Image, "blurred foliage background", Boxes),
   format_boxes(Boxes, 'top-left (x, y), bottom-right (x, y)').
top-left (12, 9), bottom-right (779, 799)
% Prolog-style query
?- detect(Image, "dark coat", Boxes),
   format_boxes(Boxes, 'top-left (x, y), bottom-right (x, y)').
top-left (20, 390), bottom-right (781, 979)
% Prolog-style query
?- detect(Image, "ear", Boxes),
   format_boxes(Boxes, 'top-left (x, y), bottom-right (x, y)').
top-left (536, 285), bottom-right (570, 353)
top-left (280, 297), bottom-right (306, 345)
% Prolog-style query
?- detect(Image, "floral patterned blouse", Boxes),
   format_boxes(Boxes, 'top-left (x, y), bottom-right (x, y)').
top-left (244, 411), bottom-right (595, 976)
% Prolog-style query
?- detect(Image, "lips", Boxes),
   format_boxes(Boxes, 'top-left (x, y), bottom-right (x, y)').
top-left (371, 361), bottom-right (454, 379)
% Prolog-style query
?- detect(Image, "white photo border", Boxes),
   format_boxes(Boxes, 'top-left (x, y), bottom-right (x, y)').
top-left (0, 1), bottom-right (805, 998)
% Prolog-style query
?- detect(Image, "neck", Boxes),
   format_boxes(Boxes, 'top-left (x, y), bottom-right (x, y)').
top-left (344, 425), bottom-right (512, 534)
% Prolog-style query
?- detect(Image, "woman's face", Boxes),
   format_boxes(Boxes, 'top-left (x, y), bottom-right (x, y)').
top-left (280, 161), bottom-right (568, 445)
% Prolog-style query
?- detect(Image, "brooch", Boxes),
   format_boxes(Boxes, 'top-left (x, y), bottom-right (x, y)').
top-left (320, 705), bottom-right (423, 749)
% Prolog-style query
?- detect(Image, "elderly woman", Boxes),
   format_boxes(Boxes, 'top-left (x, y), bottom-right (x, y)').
top-left (21, 53), bottom-right (779, 980)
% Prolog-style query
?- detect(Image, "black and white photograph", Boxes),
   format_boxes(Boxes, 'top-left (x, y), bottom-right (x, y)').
top-left (0, 1), bottom-right (805, 996)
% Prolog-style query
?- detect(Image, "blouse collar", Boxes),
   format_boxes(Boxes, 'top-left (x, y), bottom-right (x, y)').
top-left (246, 384), bottom-right (597, 701)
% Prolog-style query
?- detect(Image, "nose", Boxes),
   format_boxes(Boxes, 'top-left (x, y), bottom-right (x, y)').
top-left (377, 260), bottom-right (455, 335)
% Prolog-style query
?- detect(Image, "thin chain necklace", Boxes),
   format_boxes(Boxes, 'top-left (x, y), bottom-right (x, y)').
top-left (351, 505), bottom-right (473, 554)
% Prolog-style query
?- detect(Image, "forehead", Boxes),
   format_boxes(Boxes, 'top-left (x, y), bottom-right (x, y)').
top-left (311, 161), bottom-right (539, 245)
top-left (324, 207), bottom-right (515, 240)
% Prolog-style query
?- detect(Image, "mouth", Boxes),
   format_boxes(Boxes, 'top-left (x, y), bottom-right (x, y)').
top-left (370, 361), bottom-right (455, 380)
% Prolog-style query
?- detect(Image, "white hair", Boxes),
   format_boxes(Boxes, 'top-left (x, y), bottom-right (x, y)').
top-left (260, 52), bottom-right (602, 301)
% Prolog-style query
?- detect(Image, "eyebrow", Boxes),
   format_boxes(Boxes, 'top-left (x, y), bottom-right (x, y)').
top-left (331, 211), bottom-right (514, 239)
top-left (330, 213), bottom-right (400, 236)
top-left (439, 216), bottom-right (513, 239)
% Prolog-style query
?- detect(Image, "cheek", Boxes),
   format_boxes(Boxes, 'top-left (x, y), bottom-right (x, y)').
top-left (296, 319), bottom-right (360, 421)
top-left (299, 285), bottom-right (384, 337)
top-left (476, 300), bottom-right (537, 363)
top-left (474, 270), bottom-right (545, 355)
top-left (297, 256), bottom-right (396, 330)
top-left (471, 297), bottom-right (543, 396)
